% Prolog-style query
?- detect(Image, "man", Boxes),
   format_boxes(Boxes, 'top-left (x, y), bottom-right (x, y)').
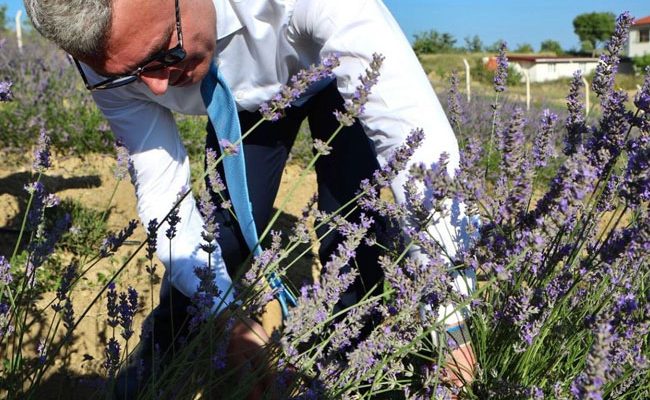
top-left (25, 0), bottom-right (475, 397)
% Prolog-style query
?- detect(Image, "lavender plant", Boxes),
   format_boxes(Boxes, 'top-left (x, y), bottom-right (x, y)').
top-left (1, 12), bottom-right (649, 400)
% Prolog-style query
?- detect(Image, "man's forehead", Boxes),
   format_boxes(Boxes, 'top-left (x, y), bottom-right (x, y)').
top-left (97, 0), bottom-right (176, 76)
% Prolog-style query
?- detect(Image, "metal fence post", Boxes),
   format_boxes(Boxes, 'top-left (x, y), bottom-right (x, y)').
top-left (16, 10), bottom-right (23, 54)
top-left (462, 58), bottom-right (471, 103)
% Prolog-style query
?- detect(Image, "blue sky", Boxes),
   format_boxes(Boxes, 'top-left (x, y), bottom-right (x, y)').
top-left (2, 0), bottom-right (649, 51)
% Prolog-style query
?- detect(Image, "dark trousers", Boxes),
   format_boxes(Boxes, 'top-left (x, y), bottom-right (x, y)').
top-left (207, 81), bottom-right (385, 287)
top-left (154, 80), bottom-right (385, 363)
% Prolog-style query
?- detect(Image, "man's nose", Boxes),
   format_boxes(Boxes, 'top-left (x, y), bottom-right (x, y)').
top-left (139, 69), bottom-right (170, 96)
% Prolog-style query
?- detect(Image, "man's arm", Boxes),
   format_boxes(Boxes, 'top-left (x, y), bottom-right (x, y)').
top-left (87, 74), bottom-right (235, 313)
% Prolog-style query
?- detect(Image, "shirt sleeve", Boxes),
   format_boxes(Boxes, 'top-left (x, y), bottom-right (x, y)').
top-left (89, 82), bottom-right (235, 314)
top-left (290, 0), bottom-right (475, 324)
top-left (290, 0), bottom-right (465, 251)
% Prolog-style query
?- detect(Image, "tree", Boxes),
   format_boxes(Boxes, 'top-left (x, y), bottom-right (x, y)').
top-left (485, 40), bottom-right (506, 52)
top-left (580, 40), bottom-right (595, 55)
top-left (464, 35), bottom-right (483, 53)
top-left (572, 12), bottom-right (615, 55)
top-left (0, 5), bottom-right (7, 32)
top-left (540, 39), bottom-right (564, 54)
top-left (412, 30), bottom-right (457, 54)
top-left (514, 43), bottom-right (534, 53)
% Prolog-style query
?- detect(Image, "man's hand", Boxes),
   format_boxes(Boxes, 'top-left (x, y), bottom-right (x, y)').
top-left (227, 317), bottom-right (272, 400)
top-left (444, 342), bottom-right (476, 398)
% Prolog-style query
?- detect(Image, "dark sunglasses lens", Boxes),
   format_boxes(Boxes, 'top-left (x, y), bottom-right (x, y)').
top-left (141, 48), bottom-right (187, 73)
top-left (162, 47), bottom-right (186, 65)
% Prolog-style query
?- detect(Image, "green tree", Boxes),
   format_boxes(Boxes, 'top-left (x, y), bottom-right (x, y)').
top-left (632, 54), bottom-right (650, 72)
top-left (0, 5), bottom-right (7, 32)
top-left (572, 12), bottom-right (615, 55)
top-left (540, 39), bottom-right (564, 54)
top-left (580, 40), bottom-right (595, 55)
top-left (463, 35), bottom-right (483, 52)
top-left (412, 30), bottom-right (457, 54)
top-left (514, 43), bottom-right (534, 53)
top-left (485, 40), bottom-right (506, 52)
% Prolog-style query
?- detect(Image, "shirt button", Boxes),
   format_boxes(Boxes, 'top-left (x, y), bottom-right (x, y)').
top-left (234, 91), bottom-right (244, 101)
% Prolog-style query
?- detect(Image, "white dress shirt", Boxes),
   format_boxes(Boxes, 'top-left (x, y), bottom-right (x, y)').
top-left (84, 0), bottom-right (465, 314)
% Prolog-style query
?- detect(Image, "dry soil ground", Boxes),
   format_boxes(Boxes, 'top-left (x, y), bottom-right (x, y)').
top-left (0, 150), bottom-right (319, 398)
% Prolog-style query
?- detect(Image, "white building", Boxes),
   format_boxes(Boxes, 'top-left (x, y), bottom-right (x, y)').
top-left (627, 15), bottom-right (650, 57)
top-left (506, 55), bottom-right (600, 83)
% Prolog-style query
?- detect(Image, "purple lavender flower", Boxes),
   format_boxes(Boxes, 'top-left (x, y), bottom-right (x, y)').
top-left (455, 136), bottom-right (484, 215)
top-left (218, 138), bottom-right (239, 156)
top-left (165, 203), bottom-right (181, 240)
top-left (620, 135), bottom-right (649, 206)
top-left (118, 286), bottom-right (139, 340)
top-left (372, 128), bottom-right (425, 188)
top-left (260, 54), bottom-right (340, 121)
top-left (592, 12), bottom-right (633, 99)
top-left (242, 231), bottom-right (284, 316)
top-left (588, 89), bottom-right (630, 168)
top-left (187, 263), bottom-right (222, 331)
top-left (33, 128), bottom-right (51, 173)
top-left (334, 53), bottom-right (384, 126)
top-left (205, 148), bottom-right (226, 193)
top-left (290, 194), bottom-right (317, 244)
top-left (447, 71), bottom-right (464, 131)
top-left (107, 282), bottom-right (119, 328)
top-left (313, 138), bottom-right (332, 155)
top-left (0, 79), bottom-right (12, 102)
top-left (145, 218), bottom-right (158, 262)
top-left (564, 71), bottom-right (587, 156)
top-left (53, 263), bottom-right (78, 331)
top-left (197, 188), bottom-right (219, 254)
top-left (499, 158), bottom-right (534, 224)
top-left (570, 322), bottom-right (614, 400)
top-left (494, 42), bottom-right (509, 93)
top-left (113, 138), bottom-right (131, 181)
top-left (37, 339), bottom-right (47, 365)
top-left (27, 211), bottom-right (70, 276)
top-left (499, 107), bottom-right (526, 179)
top-left (24, 181), bottom-right (59, 231)
top-left (100, 220), bottom-right (138, 257)
top-left (103, 338), bottom-right (121, 378)
top-left (533, 109), bottom-right (558, 168)
top-left (282, 219), bottom-right (371, 359)
top-left (54, 262), bottom-right (77, 304)
top-left (0, 255), bottom-right (13, 285)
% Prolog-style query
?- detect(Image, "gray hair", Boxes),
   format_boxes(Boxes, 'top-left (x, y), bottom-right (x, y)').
top-left (24, 0), bottom-right (113, 60)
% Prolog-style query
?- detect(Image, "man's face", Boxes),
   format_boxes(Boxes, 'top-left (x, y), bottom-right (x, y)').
top-left (85, 0), bottom-right (216, 95)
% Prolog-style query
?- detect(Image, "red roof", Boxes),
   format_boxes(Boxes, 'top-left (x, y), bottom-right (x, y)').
top-left (506, 55), bottom-right (598, 63)
top-left (633, 15), bottom-right (650, 26)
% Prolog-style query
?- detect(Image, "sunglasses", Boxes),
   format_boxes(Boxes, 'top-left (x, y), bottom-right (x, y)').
top-left (74, 0), bottom-right (185, 91)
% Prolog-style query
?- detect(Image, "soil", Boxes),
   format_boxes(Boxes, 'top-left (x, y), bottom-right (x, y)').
top-left (0, 150), bottom-right (318, 398)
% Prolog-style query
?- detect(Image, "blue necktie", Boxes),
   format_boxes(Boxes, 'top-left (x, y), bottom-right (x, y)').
top-left (200, 61), bottom-right (297, 317)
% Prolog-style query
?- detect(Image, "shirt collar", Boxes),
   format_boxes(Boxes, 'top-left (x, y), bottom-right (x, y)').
top-left (215, 0), bottom-right (244, 40)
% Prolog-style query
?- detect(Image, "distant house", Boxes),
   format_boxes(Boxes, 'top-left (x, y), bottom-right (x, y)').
top-left (504, 55), bottom-right (600, 83)
top-left (627, 15), bottom-right (650, 57)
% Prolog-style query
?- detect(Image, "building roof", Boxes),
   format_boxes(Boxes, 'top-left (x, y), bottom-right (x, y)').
top-left (506, 55), bottom-right (599, 63)
top-left (633, 15), bottom-right (650, 26)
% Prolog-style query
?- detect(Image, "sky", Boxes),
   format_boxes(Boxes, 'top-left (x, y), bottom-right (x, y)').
top-left (2, 0), bottom-right (649, 51)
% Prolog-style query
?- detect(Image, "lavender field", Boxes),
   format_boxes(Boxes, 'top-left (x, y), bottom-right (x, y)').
top-left (1, 13), bottom-right (649, 400)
